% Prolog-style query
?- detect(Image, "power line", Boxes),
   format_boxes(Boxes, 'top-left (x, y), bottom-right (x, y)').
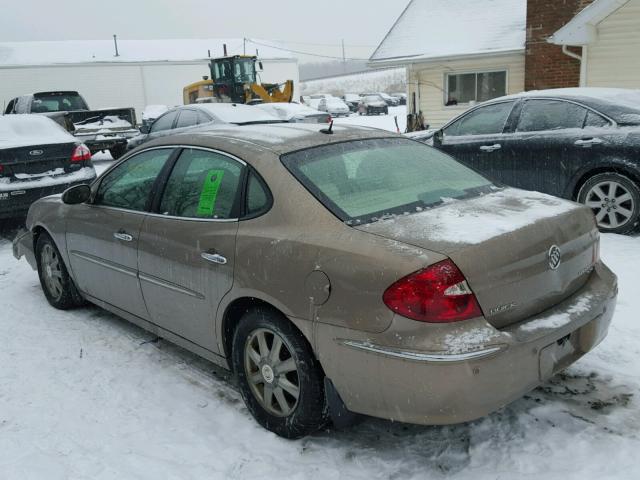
top-left (269, 39), bottom-right (378, 48)
top-left (245, 38), bottom-right (370, 61)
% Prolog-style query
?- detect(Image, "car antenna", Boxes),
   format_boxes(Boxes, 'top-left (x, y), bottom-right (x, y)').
top-left (320, 120), bottom-right (334, 135)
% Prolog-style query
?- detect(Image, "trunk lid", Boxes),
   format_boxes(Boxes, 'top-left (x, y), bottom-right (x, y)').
top-left (355, 188), bottom-right (599, 328)
top-left (0, 142), bottom-right (78, 177)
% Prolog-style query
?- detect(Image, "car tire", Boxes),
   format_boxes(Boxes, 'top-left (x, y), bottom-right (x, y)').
top-left (232, 307), bottom-right (328, 439)
top-left (577, 172), bottom-right (640, 234)
top-left (36, 232), bottom-right (85, 309)
top-left (109, 145), bottom-right (127, 160)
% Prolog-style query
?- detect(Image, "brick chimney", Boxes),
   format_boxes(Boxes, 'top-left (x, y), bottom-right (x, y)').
top-left (525, 0), bottom-right (594, 91)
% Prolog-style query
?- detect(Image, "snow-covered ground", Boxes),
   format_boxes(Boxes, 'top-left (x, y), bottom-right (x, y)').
top-left (0, 110), bottom-right (638, 480)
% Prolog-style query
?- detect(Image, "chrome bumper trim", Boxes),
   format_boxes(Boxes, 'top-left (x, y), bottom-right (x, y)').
top-left (339, 339), bottom-right (504, 363)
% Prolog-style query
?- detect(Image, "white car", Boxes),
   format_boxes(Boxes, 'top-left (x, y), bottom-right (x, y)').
top-left (317, 97), bottom-right (350, 117)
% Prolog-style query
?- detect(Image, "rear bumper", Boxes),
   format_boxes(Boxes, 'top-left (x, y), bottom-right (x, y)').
top-left (316, 261), bottom-right (617, 425)
top-left (0, 175), bottom-right (96, 219)
top-left (75, 129), bottom-right (138, 152)
top-left (13, 228), bottom-right (37, 270)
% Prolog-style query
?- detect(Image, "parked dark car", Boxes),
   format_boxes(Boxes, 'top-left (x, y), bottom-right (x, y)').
top-left (358, 95), bottom-right (388, 116)
top-left (343, 94), bottom-right (362, 112)
top-left (127, 103), bottom-right (282, 150)
top-left (422, 88), bottom-right (640, 234)
top-left (4, 91), bottom-right (138, 159)
top-left (0, 115), bottom-right (96, 219)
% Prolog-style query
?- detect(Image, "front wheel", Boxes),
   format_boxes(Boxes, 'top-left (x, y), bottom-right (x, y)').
top-left (36, 233), bottom-right (85, 309)
top-left (232, 308), bottom-right (328, 439)
top-left (577, 172), bottom-right (640, 234)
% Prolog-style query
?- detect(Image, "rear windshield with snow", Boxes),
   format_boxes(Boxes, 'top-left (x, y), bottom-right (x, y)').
top-left (281, 137), bottom-right (495, 224)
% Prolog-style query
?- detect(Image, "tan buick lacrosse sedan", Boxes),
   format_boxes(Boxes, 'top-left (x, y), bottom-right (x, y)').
top-left (14, 123), bottom-right (617, 438)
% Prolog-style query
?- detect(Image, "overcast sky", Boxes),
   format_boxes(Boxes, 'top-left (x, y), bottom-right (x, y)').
top-left (0, 0), bottom-right (410, 62)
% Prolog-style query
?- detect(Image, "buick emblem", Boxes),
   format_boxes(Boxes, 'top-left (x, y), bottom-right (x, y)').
top-left (29, 149), bottom-right (43, 156)
top-left (548, 245), bottom-right (561, 270)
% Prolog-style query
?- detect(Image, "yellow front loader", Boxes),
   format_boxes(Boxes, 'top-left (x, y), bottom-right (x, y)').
top-left (183, 55), bottom-right (293, 105)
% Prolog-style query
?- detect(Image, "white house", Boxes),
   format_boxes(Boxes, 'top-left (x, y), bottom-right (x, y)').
top-left (0, 38), bottom-right (299, 120)
top-left (549, 0), bottom-right (640, 89)
top-left (369, 0), bottom-right (527, 128)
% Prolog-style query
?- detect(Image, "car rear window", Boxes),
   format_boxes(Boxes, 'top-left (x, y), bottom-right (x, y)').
top-left (281, 137), bottom-right (496, 224)
top-left (32, 93), bottom-right (88, 112)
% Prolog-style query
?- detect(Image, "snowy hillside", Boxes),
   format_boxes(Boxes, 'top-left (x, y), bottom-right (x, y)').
top-left (300, 67), bottom-right (406, 96)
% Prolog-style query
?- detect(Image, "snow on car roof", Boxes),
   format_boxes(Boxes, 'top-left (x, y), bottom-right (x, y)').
top-left (254, 103), bottom-right (321, 119)
top-left (499, 88), bottom-right (640, 124)
top-left (190, 103), bottom-right (280, 124)
top-left (0, 38), bottom-right (293, 66)
top-left (0, 115), bottom-right (76, 149)
top-left (370, 0), bottom-right (526, 64)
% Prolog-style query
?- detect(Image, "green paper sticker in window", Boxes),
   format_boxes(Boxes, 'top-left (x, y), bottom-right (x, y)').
top-left (196, 169), bottom-right (225, 217)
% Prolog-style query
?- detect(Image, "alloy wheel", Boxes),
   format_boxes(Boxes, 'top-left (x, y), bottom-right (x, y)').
top-left (244, 328), bottom-right (300, 417)
top-left (40, 243), bottom-right (64, 300)
top-left (584, 180), bottom-right (635, 229)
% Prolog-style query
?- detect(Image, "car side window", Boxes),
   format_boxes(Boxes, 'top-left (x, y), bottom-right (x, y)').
top-left (159, 148), bottom-right (243, 219)
top-left (517, 100), bottom-right (588, 132)
top-left (150, 111), bottom-right (178, 133)
top-left (175, 109), bottom-right (199, 129)
top-left (585, 110), bottom-right (611, 128)
top-left (196, 110), bottom-right (212, 124)
top-left (94, 148), bottom-right (173, 211)
top-left (5, 99), bottom-right (16, 114)
top-left (444, 102), bottom-right (514, 136)
top-left (245, 171), bottom-right (270, 216)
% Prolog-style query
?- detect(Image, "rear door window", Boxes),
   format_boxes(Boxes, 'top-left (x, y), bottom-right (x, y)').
top-left (175, 109), bottom-right (200, 129)
top-left (94, 148), bottom-right (174, 211)
top-left (159, 148), bottom-right (243, 219)
top-left (585, 110), bottom-right (611, 128)
top-left (517, 100), bottom-right (588, 132)
top-left (444, 102), bottom-right (514, 136)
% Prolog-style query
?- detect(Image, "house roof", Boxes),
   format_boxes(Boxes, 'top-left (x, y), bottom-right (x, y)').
top-left (549, 0), bottom-right (630, 46)
top-left (0, 38), bottom-right (294, 67)
top-left (369, 0), bottom-right (526, 65)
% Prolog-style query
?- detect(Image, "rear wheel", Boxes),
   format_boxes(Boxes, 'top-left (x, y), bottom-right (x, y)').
top-left (232, 308), bottom-right (328, 439)
top-left (577, 172), bottom-right (640, 234)
top-left (36, 233), bottom-right (85, 309)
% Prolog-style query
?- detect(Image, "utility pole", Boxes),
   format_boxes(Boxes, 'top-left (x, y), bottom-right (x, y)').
top-left (243, 38), bottom-right (246, 55)
top-left (341, 39), bottom-right (346, 73)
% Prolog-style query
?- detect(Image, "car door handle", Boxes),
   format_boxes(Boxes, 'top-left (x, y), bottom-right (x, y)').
top-left (479, 144), bottom-right (502, 152)
top-left (575, 138), bottom-right (603, 147)
top-left (113, 232), bottom-right (133, 242)
top-left (201, 252), bottom-right (227, 265)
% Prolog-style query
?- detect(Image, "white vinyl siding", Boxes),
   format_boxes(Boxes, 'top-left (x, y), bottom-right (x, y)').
top-left (585, 0), bottom-right (640, 89)
top-left (407, 53), bottom-right (524, 128)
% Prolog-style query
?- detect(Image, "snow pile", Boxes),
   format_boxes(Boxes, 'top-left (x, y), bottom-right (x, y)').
top-left (370, 0), bottom-right (526, 63)
top-left (0, 167), bottom-right (95, 192)
top-left (442, 325), bottom-right (504, 354)
top-left (0, 115), bottom-right (75, 149)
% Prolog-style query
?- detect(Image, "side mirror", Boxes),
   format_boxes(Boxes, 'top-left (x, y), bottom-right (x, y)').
top-left (258, 61), bottom-right (264, 71)
top-left (139, 124), bottom-right (150, 134)
top-left (433, 129), bottom-right (444, 147)
top-left (62, 184), bottom-right (91, 205)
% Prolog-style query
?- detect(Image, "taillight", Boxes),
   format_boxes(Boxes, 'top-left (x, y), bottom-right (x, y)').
top-left (70, 144), bottom-right (92, 162)
top-left (327, 115), bottom-right (332, 123)
top-left (383, 259), bottom-right (483, 323)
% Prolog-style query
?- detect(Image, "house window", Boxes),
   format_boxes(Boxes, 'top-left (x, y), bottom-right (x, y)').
top-left (445, 71), bottom-right (507, 106)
